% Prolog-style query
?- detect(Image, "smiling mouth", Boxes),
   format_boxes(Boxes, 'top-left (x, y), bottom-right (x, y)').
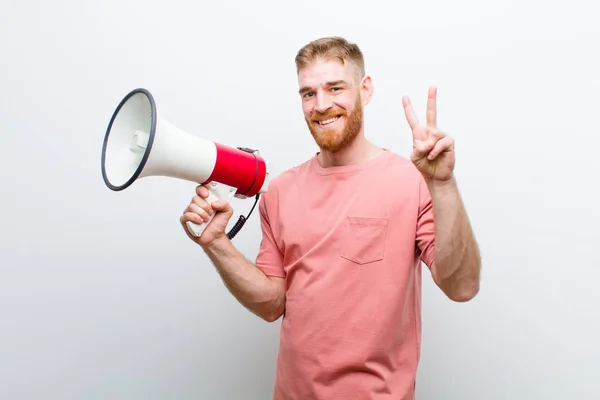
top-left (316, 115), bottom-right (341, 126)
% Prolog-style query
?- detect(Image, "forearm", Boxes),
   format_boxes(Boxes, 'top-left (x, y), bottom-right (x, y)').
top-left (202, 236), bottom-right (285, 321)
top-left (427, 176), bottom-right (481, 301)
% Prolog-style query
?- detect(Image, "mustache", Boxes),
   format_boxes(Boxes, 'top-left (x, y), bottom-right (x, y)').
top-left (310, 109), bottom-right (346, 122)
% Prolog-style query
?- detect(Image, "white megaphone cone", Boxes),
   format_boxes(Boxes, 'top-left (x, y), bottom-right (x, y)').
top-left (101, 88), bottom-right (273, 239)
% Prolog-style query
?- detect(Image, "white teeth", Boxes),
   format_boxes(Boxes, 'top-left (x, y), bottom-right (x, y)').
top-left (318, 116), bottom-right (339, 125)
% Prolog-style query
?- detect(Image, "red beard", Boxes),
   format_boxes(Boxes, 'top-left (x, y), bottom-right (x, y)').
top-left (306, 97), bottom-right (363, 153)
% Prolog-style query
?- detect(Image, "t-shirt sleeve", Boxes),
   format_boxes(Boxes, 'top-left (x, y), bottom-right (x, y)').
top-left (416, 179), bottom-right (436, 269)
top-left (255, 196), bottom-right (286, 278)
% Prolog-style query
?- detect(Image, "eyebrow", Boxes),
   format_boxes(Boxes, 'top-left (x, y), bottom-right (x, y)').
top-left (299, 80), bottom-right (348, 94)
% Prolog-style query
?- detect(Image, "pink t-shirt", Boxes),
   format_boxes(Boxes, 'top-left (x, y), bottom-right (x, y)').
top-left (255, 149), bottom-right (435, 400)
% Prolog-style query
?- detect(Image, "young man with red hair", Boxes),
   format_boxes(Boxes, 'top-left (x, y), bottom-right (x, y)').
top-left (181, 36), bottom-right (482, 400)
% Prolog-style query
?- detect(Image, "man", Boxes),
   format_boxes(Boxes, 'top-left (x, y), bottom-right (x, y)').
top-left (180, 37), bottom-right (481, 400)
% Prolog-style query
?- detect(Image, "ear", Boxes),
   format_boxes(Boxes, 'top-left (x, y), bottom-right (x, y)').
top-left (360, 75), bottom-right (374, 106)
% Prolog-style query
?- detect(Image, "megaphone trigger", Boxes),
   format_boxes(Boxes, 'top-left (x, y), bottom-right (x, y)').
top-left (185, 181), bottom-right (237, 238)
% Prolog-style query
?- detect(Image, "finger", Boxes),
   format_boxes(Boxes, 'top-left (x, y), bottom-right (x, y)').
top-left (414, 129), bottom-right (445, 158)
top-left (402, 96), bottom-right (420, 131)
top-left (426, 86), bottom-right (437, 127)
top-left (196, 185), bottom-right (209, 198)
top-left (427, 128), bottom-right (445, 142)
top-left (418, 127), bottom-right (442, 147)
top-left (181, 211), bottom-right (204, 226)
top-left (427, 136), bottom-right (454, 160)
top-left (211, 200), bottom-right (234, 217)
top-left (191, 195), bottom-right (212, 214)
top-left (187, 203), bottom-right (211, 222)
top-left (413, 139), bottom-right (436, 158)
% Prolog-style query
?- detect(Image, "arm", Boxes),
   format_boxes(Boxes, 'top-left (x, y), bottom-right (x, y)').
top-left (180, 185), bottom-right (286, 322)
top-left (427, 177), bottom-right (481, 302)
top-left (203, 236), bottom-right (286, 322)
top-left (403, 86), bottom-right (481, 302)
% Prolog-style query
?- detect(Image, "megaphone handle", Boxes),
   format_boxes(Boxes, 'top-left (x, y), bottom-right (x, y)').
top-left (186, 182), bottom-right (237, 238)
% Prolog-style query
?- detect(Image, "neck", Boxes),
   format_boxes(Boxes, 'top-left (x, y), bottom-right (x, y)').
top-left (317, 133), bottom-right (383, 168)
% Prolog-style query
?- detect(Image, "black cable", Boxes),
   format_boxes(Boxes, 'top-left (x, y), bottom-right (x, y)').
top-left (226, 194), bottom-right (260, 240)
top-left (226, 146), bottom-right (262, 240)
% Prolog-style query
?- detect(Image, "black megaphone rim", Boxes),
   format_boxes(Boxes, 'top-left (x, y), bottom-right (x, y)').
top-left (101, 88), bottom-right (157, 191)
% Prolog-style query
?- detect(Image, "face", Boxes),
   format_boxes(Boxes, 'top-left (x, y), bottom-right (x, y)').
top-left (298, 58), bottom-right (372, 153)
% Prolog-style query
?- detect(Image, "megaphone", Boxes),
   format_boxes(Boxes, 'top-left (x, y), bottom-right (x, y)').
top-left (101, 88), bottom-right (273, 239)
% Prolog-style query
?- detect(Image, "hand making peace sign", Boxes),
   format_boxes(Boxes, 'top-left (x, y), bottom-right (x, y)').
top-left (402, 86), bottom-right (455, 182)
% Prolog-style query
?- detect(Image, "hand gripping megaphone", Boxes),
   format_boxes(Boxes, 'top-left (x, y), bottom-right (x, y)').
top-left (100, 88), bottom-right (273, 239)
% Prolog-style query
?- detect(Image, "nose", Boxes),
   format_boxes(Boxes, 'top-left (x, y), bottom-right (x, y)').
top-left (314, 92), bottom-right (332, 114)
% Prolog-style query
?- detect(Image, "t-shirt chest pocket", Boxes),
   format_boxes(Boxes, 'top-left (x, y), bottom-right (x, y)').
top-left (339, 216), bottom-right (389, 265)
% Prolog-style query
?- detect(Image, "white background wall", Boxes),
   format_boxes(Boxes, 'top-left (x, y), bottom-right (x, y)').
top-left (1, 0), bottom-right (598, 399)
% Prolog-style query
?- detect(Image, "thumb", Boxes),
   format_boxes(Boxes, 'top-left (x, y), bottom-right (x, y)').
top-left (211, 200), bottom-right (233, 214)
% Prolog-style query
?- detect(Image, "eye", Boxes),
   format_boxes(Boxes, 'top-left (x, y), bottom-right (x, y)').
top-left (330, 87), bottom-right (342, 92)
top-left (302, 92), bottom-right (314, 98)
